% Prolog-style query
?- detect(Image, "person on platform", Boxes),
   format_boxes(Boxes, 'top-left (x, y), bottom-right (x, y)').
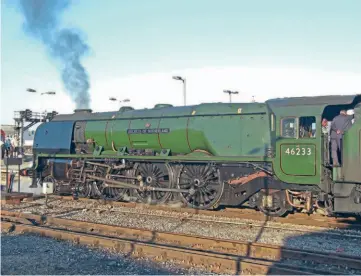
top-left (4, 136), bottom-right (12, 157)
top-left (11, 135), bottom-right (19, 157)
top-left (330, 110), bottom-right (353, 166)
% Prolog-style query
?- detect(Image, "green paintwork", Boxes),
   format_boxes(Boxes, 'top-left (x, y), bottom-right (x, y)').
top-left (83, 103), bottom-right (271, 157)
top-left (271, 105), bottom-right (322, 185)
top-left (280, 144), bottom-right (316, 176)
top-left (339, 110), bottom-right (361, 183)
top-left (37, 94), bottom-right (361, 187)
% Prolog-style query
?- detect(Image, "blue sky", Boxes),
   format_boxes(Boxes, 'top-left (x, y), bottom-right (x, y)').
top-left (1, 0), bottom-right (361, 124)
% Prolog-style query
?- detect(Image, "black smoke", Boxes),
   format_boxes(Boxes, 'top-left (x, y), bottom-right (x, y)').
top-left (18, 0), bottom-right (91, 108)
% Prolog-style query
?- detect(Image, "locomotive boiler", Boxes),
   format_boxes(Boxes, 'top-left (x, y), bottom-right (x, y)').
top-left (30, 94), bottom-right (361, 216)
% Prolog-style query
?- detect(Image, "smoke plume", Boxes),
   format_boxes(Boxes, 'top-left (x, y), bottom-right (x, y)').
top-left (18, 0), bottom-right (91, 108)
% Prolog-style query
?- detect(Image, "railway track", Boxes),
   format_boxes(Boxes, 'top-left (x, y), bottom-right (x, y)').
top-left (41, 195), bottom-right (361, 231)
top-left (1, 210), bottom-right (361, 275)
top-left (1, 211), bottom-right (361, 274)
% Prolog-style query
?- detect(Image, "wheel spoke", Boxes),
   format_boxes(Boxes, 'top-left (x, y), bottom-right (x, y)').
top-left (135, 163), bottom-right (173, 204)
top-left (178, 164), bottom-right (223, 209)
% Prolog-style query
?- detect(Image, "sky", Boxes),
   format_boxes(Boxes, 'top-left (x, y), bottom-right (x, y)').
top-left (1, 0), bottom-right (361, 124)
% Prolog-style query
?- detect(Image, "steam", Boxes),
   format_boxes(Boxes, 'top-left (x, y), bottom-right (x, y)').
top-left (18, 0), bottom-right (91, 108)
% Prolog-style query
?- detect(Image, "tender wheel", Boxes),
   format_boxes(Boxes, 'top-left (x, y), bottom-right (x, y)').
top-left (177, 164), bottom-right (224, 209)
top-left (99, 169), bottom-right (131, 201)
top-left (134, 163), bottom-right (173, 204)
top-left (257, 190), bottom-right (288, 217)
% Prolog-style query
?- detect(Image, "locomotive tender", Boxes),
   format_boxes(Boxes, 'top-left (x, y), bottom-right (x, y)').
top-left (31, 94), bottom-right (361, 216)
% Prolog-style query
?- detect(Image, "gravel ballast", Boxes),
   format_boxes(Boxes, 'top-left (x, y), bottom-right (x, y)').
top-left (1, 233), bottom-right (210, 275)
top-left (2, 198), bottom-right (361, 275)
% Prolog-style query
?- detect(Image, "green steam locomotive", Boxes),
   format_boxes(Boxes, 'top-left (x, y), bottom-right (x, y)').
top-left (30, 94), bottom-right (361, 216)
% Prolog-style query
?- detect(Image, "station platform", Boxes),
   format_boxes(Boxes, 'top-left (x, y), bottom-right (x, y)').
top-left (0, 192), bottom-right (36, 205)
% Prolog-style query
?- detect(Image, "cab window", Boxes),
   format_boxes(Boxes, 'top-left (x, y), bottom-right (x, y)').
top-left (281, 117), bottom-right (297, 138)
top-left (299, 116), bottom-right (316, 138)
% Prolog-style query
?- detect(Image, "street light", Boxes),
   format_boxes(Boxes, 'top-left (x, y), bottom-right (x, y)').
top-left (223, 90), bottom-right (239, 103)
top-left (27, 88), bottom-right (56, 96)
top-left (109, 97), bottom-right (130, 103)
top-left (41, 91), bottom-right (56, 95)
top-left (172, 76), bottom-right (186, 106)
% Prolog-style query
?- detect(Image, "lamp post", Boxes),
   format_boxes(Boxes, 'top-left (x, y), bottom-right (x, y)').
top-left (109, 97), bottom-right (131, 104)
top-left (172, 76), bottom-right (186, 106)
top-left (41, 91), bottom-right (56, 95)
top-left (27, 88), bottom-right (56, 96)
top-left (223, 90), bottom-right (239, 103)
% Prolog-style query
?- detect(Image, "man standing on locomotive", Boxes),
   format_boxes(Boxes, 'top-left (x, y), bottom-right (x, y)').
top-left (330, 110), bottom-right (353, 166)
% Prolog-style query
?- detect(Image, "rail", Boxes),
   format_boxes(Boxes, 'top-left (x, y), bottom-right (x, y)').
top-left (2, 210), bottom-right (360, 274)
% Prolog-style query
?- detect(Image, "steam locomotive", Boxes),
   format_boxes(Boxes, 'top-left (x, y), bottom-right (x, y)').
top-left (29, 94), bottom-right (361, 216)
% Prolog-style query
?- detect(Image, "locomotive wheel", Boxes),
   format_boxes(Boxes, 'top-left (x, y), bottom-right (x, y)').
top-left (177, 164), bottom-right (224, 209)
top-left (89, 166), bottom-right (108, 198)
top-left (134, 163), bottom-right (173, 204)
top-left (257, 190), bottom-right (288, 217)
top-left (67, 168), bottom-right (91, 198)
top-left (99, 169), bottom-right (131, 201)
top-left (76, 180), bottom-right (92, 198)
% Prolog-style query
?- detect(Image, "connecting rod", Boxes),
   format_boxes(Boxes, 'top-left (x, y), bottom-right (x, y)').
top-left (87, 175), bottom-right (190, 193)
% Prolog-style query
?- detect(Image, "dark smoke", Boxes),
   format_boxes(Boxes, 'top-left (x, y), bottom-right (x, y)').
top-left (18, 0), bottom-right (91, 108)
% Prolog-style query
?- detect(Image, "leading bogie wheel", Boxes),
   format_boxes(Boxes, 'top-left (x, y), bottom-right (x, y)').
top-left (99, 169), bottom-right (131, 201)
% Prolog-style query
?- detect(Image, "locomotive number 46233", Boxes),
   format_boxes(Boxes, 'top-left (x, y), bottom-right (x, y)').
top-left (284, 147), bottom-right (312, 156)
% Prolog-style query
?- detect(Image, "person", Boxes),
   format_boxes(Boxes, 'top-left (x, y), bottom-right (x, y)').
top-left (330, 110), bottom-right (353, 166)
top-left (11, 135), bottom-right (19, 157)
top-left (321, 118), bottom-right (331, 141)
top-left (347, 109), bottom-right (355, 124)
top-left (0, 139), bottom-right (4, 159)
top-left (4, 136), bottom-right (11, 157)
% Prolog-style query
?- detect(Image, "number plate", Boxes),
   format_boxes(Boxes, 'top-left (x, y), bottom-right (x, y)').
top-left (280, 144), bottom-right (316, 176)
